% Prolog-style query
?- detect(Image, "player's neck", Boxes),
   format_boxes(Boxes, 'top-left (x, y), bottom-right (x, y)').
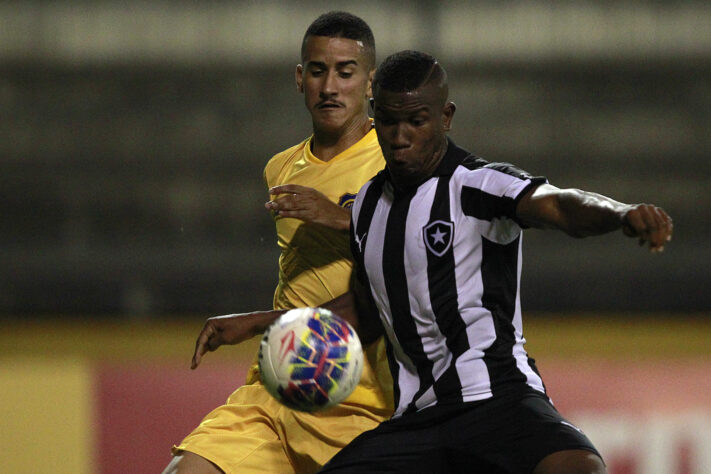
top-left (311, 115), bottom-right (372, 162)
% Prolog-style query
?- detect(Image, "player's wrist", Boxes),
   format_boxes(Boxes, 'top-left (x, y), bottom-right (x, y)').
top-left (252, 310), bottom-right (286, 336)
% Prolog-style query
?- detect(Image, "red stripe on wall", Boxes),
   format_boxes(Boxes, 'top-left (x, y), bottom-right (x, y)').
top-left (92, 358), bottom-right (711, 473)
top-left (95, 362), bottom-right (249, 474)
top-left (539, 360), bottom-right (711, 415)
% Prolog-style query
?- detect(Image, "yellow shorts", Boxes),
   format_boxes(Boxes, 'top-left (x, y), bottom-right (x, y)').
top-left (173, 339), bottom-right (393, 474)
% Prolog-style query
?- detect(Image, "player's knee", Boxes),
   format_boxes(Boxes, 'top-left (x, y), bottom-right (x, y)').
top-left (533, 449), bottom-right (606, 474)
top-left (162, 451), bottom-right (224, 474)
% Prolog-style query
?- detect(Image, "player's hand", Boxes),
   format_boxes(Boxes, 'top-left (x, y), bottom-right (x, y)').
top-left (621, 204), bottom-right (673, 253)
top-left (191, 312), bottom-right (278, 369)
top-left (266, 184), bottom-right (350, 231)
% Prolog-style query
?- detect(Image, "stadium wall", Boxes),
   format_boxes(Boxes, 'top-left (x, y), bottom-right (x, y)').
top-left (1, 316), bottom-right (709, 474)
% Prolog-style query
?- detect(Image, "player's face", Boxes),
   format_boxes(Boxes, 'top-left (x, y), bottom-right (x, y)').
top-left (296, 36), bottom-right (373, 133)
top-left (372, 84), bottom-right (455, 190)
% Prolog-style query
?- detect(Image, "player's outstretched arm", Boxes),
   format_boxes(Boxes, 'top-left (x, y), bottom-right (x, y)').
top-left (191, 310), bottom-right (284, 369)
top-left (516, 183), bottom-right (673, 252)
top-left (265, 184), bottom-right (351, 231)
top-left (190, 292), bottom-right (365, 369)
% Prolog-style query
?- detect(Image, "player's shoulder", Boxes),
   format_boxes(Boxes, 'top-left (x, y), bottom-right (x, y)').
top-left (264, 137), bottom-right (310, 185)
top-left (459, 155), bottom-right (536, 181)
top-left (265, 138), bottom-right (309, 169)
top-left (459, 153), bottom-right (489, 171)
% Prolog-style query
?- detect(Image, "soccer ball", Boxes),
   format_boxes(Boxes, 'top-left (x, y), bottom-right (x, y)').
top-left (259, 307), bottom-right (364, 412)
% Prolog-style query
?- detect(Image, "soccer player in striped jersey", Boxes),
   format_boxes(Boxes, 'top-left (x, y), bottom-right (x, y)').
top-left (188, 51), bottom-right (672, 473)
top-left (164, 12), bottom-right (391, 474)
top-left (319, 51), bottom-right (672, 473)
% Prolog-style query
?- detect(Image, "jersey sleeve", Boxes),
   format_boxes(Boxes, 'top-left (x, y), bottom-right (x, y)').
top-left (461, 162), bottom-right (547, 227)
top-left (263, 154), bottom-right (281, 189)
top-left (262, 164), bottom-right (270, 190)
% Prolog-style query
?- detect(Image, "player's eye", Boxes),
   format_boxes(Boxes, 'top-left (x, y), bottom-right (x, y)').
top-left (411, 116), bottom-right (428, 126)
top-left (339, 71), bottom-right (353, 78)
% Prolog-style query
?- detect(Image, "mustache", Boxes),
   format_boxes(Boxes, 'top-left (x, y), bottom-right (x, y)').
top-left (316, 99), bottom-right (345, 108)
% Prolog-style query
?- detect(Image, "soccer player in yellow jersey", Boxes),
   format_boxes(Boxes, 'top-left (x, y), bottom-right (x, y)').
top-left (163, 12), bottom-right (392, 474)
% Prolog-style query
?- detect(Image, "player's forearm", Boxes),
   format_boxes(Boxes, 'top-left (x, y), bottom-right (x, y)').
top-left (245, 310), bottom-right (288, 336)
top-left (555, 188), bottom-right (632, 238)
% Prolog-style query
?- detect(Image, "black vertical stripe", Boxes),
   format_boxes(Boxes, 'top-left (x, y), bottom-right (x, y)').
top-left (480, 236), bottom-right (526, 396)
top-left (382, 188), bottom-right (433, 415)
top-left (427, 176), bottom-right (468, 404)
top-left (350, 177), bottom-right (401, 408)
top-left (384, 336), bottom-right (399, 410)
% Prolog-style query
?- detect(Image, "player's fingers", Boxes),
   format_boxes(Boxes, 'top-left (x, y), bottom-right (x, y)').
top-left (273, 209), bottom-right (307, 219)
top-left (657, 208), bottom-right (673, 243)
top-left (269, 184), bottom-right (312, 196)
top-left (191, 337), bottom-right (207, 369)
top-left (658, 209), bottom-right (673, 248)
top-left (191, 324), bottom-right (215, 369)
top-left (207, 332), bottom-right (222, 351)
top-left (634, 205), bottom-right (672, 252)
top-left (645, 206), bottom-right (674, 252)
top-left (273, 193), bottom-right (304, 211)
top-left (647, 207), bottom-right (671, 251)
top-left (191, 342), bottom-right (204, 369)
top-left (624, 205), bottom-right (658, 250)
top-left (634, 205), bottom-right (656, 245)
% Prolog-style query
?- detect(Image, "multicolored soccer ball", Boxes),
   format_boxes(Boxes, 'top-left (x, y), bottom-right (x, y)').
top-left (259, 307), bottom-right (363, 412)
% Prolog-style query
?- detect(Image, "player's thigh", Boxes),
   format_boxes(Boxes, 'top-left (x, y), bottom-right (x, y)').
top-left (318, 414), bottom-right (446, 473)
top-left (172, 384), bottom-right (293, 474)
top-left (281, 402), bottom-right (386, 472)
top-left (514, 392), bottom-right (603, 473)
top-left (448, 390), bottom-right (602, 473)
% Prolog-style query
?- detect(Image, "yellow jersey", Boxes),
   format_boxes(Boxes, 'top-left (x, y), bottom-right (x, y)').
top-left (247, 126), bottom-right (392, 412)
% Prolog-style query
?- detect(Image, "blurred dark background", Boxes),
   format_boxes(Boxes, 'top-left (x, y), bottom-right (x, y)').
top-left (1, 1), bottom-right (709, 317)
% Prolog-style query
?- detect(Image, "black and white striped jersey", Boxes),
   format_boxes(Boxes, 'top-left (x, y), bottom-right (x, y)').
top-left (350, 139), bottom-right (548, 418)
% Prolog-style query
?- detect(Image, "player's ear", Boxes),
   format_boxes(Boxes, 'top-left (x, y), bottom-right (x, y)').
top-left (442, 101), bottom-right (456, 132)
top-left (295, 64), bottom-right (304, 93)
top-left (366, 69), bottom-right (375, 99)
top-left (369, 97), bottom-right (375, 114)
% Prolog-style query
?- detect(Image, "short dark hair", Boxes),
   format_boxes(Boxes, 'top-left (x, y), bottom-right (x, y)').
top-left (374, 50), bottom-right (440, 93)
top-left (301, 11), bottom-right (376, 68)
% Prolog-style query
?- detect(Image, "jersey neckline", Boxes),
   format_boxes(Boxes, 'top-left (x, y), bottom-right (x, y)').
top-left (304, 121), bottom-right (376, 165)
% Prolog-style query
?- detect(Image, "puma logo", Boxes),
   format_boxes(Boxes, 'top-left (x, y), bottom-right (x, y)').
top-left (354, 232), bottom-right (367, 253)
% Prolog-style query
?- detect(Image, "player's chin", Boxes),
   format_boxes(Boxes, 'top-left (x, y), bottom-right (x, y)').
top-left (388, 169), bottom-right (423, 190)
top-left (313, 115), bottom-right (348, 132)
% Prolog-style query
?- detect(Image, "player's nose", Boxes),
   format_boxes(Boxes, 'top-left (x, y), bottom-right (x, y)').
top-left (321, 71), bottom-right (339, 94)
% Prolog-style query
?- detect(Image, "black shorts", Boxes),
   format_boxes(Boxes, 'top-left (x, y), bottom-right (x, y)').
top-left (319, 389), bottom-right (601, 473)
